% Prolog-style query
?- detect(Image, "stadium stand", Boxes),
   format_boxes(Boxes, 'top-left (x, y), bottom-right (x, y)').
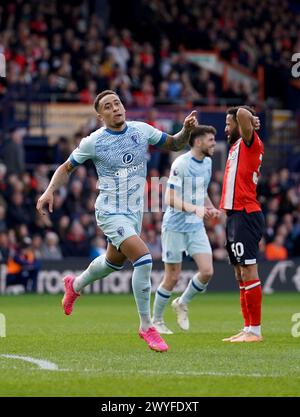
top-left (0, 0), bottom-right (300, 267)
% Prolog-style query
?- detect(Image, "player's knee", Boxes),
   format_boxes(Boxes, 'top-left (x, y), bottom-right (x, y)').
top-left (163, 273), bottom-right (179, 289)
top-left (240, 265), bottom-right (258, 281)
top-left (167, 264), bottom-right (181, 278)
top-left (234, 268), bottom-right (242, 281)
top-left (234, 271), bottom-right (242, 281)
top-left (200, 267), bottom-right (214, 282)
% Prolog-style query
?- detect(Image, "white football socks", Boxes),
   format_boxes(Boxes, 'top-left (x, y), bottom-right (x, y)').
top-left (73, 255), bottom-right (123, 292)
top-left (179, 273), bottom-right (208, 305)
top-left (132, 254), bottom-right (153, 331)
top-left (153, 285), bottom-right (172, 321)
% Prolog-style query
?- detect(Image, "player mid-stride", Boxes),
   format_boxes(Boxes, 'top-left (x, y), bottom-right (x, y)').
top-left (220, 106), bottom-right (265, 343)
top-left (36, 89), bottom-right (198, 352)
top-left (152, 126), bottom-right (220, 334)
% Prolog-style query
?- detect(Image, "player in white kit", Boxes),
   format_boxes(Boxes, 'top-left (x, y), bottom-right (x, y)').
top-left (152, 126), bottom-right (220, 334)
top-left (36, 90), bottom-right (198, 352)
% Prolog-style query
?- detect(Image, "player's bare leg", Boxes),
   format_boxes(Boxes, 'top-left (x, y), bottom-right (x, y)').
top-left (106, 243), bottom-right (128, 267)
top-left (62, 243), bottom-right (126, 315)
top-left (120, 235), bottom-right (168, 352)
top-left (153, 263), bottom-right (182, 334)
top-left (172, 253), bottom-right (213, 331)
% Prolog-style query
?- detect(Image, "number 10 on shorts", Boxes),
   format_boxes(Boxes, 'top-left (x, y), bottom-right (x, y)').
top-left (231, 242), bottom-right (245, 258)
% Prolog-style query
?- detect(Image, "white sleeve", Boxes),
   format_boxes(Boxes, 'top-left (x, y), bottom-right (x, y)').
top-left (69, 135), bottom-right (95, 165)
top-left (167, 158), bottom-right (185, 190)
top-left (137, 122), bottom-right (167, 146)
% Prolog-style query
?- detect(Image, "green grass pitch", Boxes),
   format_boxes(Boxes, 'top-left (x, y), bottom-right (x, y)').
top-left (0, 292), bottom-right (299, 397)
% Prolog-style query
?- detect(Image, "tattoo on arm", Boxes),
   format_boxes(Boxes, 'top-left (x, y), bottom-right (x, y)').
top-left (65, 160), bottom-right (76, 174)
top-left (48, 160), bottom-right (76, 193)
top-left (161, 129), bottom-right (191, 151)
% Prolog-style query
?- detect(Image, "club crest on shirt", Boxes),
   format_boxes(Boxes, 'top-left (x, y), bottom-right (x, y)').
top-left (117, 227), bottom-right (125, 237)
top-left (131, 134), bottom-right (140, 145)
top-left (229, 149), bottom-right (238, 161)
top-left (172, 168), bottom-right (179, 176)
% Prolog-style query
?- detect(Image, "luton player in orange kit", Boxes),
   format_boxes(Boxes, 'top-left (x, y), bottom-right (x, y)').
top-left (220, 106), bottom-right (265, 342)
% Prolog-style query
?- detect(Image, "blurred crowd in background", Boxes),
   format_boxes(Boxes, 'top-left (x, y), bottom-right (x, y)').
top-left (1, 0), bottom-right (300, 291)
top-left (0, 123), bottom-right (300, 272)
top-left (0, 0), bottom-right (299, 107)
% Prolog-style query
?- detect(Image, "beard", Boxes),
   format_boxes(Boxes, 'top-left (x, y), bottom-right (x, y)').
top-left (203, 149), bottom-right (213, 157)
top-left (227, 128), bottom-right (240, 145)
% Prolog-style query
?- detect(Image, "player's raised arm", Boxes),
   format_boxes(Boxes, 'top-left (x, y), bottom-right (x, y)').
top-left (36, 159), bottom-right (76, 215)
top-left (236, 107), bottom-right (260, 145)
top-left (160, 110), bottom-right (198, 151)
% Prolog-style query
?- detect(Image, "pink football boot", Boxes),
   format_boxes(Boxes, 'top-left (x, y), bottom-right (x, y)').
top-left (62, 275), bottom-right (80, 315)
top-left (139, 327), bottom-right (169, 352)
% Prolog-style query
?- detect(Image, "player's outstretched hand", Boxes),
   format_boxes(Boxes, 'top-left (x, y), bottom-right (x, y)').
top-left (183, 110), bottom-right (198, 133)
top-left (36, 191), bottom-right (54, 215)
top-left (252, 116), bottom-right (260, 130)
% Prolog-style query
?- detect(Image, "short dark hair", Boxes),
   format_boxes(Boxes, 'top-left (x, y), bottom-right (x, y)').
top-left (94, 90), bottom-right (119, 112)
top-left (189, 125), bottom-right (217, 147)
top-left (20, 236), bottom-right (32, 249)
top-left (226, 105), bottom-right (256, 121)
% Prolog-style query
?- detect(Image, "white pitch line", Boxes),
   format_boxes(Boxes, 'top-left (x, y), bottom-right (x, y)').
top-left (0, 358), bottom-right (299, 379)
top-left (0, 354), bottom-right (58, 371)
top-left (137, 369), bottom-right (298, 378)
top-left (55, 368), bottom-right (300, 379)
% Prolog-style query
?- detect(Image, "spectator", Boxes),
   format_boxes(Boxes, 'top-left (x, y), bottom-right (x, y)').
top-left (264, 213), bottom-right (277, 243)
top-left (146, 229), bottom-right (162, 260)
top-left (7, 192), bottom-right (31, 229)
top-left (62, 220), bottom-right (89, 257)
top-left (32, 234), bottom-right (43, 259)
top-left (89, 236), bottom-right (107, 260)
top-left (41, 232), bottom-right (62, 260)
top-left (0, 205), bottom-right (7, 232)
top-left (6, 237), bottom-right (41, 292)
top-left (265, 235), bottom-right (288, 261)
top-left (0, 0), bottom-right (299, 260)
top-left (0, 164), bottom-right (7, 197)
top-left (0, 231), bottom-right (9, 265)
top-left (2, 128), bottom-right (26, 175)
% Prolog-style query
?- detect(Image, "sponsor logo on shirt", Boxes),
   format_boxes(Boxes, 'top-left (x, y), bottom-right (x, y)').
top-left (115, 161), bottom-right (144, 177)
top-left (123, 153), bottom-right (134, 164)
